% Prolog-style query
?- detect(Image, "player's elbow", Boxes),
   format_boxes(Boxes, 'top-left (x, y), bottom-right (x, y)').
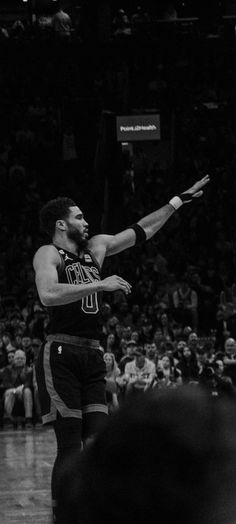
top-left (39, 290), bottom-right (54, 307)
top-left (40, 295), bottom-right (50, 307)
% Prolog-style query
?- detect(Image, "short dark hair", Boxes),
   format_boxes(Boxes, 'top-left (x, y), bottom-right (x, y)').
top-left (39, 197), bottom-right (76, 238)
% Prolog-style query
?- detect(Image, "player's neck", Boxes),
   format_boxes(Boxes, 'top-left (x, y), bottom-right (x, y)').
top-left (52, 235), bottom-right (80, 256)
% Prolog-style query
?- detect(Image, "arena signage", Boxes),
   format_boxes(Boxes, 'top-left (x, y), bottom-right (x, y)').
top-left (116, 114), bottom-right (160, 141)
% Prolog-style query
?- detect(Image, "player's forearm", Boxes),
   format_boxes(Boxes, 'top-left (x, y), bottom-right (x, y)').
top-left (137, 175), bottom-right (210, 241)
top-left (40, 281), bottom-right (104, 307)
top-left (138, 204), bottom-right (175, 240)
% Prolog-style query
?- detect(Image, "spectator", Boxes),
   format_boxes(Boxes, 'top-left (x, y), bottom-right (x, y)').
top-left (199, 365), bottom-right (236, 400)
top-left (2, 332), bottom-right (15, 353)
top-left (7, 351), bottom-right (15, 366)
top-left (152, 327), bottom-right (166, 351)
top-left (139, 318), bottom-right (153, 345)
top-left (155, 353), bottom-right (182, 389)
top-left (173, 277), bottom-right (198, 330)
top-left (110, 323), bottom-right (124, 360)
top-left (51, 3), bottom-right (72, 38)
top-left (130, 5), bottom-right (150, 34)
top-left (223, 337), bottom-right (236, 386)
top-left (213, 358), bottom-right (234, 392)
top-left (162, 2), bottom-right (178, 20)
top-left (173, 339), bottom-right (187, 361)
top-left (130, 330), bottom-right (140, 344)
top-left (105, 333), bottom-right (116, 353)
top-left (0, 339), bottom-right (7, 369)
top-left (124, 347), bottom-right (156, 393)
top-left (11, 20), bottom-right (25, 40)
top-left (187, 332), bottom-right (202, 353)
top-left (121, 325), bottom-right (133, 343)
top-left (144, 342), bottom-right (158, 365)
top-left (103, 352), bottom-right (120, 413)
top-left (215, 303), bottom-right (236, 349)
top-left (118, 339), bottom-right (137, 374)
top-left (2, 349), bottom-right (33, 428)
top-left (28, 303), bottom-right (45, 339)
top-left (131, 304), bottom-right (141, 327)
top-left (158, 311), bottom-right (174, 341)
top-left (14, 332), bottom-right (23, 349)
top-left (0, 25), bottom-right (9, 40)
top-left (112, 8), bottom-right (131, 37)
top-left (177, 346), bottom-right (199, 384)
top-left (21, 335), bottom-right (34, 367)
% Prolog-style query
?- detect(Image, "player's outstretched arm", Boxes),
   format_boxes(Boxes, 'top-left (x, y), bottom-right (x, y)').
top-left (136, 174), bottom-right (210, 240)
top-left (90, 175), bottom-right (210, 260)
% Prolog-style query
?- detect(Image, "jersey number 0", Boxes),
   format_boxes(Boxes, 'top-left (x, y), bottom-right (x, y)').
top-left (82, 293), bottom-right (99, 315)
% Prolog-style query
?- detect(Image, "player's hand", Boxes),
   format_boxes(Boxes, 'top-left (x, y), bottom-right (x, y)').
top-left (180, 174), bottom-right (210, 203)
top-left (102, 275), bottom-right (132, 295)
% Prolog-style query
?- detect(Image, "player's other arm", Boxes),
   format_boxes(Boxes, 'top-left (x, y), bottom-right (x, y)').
top-left (33, 246), bottom-right (131, 307)
top-left (90, 175), bottom-right (210, 258)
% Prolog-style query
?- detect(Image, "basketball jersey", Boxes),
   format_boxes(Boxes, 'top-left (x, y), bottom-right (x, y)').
top-left (47, 245), bottom-right (102, 339)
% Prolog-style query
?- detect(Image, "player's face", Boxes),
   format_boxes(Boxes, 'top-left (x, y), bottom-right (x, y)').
top-left (65, 206), bottom-right (89, 248)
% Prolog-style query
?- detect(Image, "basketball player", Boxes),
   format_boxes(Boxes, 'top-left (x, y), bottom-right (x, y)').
top-left (33, 174), bottom-right (209, 523)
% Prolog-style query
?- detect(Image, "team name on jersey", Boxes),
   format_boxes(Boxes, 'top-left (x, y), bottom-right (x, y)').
top-left (65, 262), bottom-right (100, 285)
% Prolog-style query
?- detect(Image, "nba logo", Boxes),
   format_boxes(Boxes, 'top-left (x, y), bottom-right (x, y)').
top-left (58, 346), bottom-right (62, 355)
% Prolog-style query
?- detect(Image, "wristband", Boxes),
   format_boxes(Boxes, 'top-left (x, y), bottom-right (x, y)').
top-left (169, 196), bottom-right (183, 210)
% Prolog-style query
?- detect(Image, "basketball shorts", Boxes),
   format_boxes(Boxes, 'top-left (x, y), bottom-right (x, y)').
top-left (35, 334), bottom-right (108, 424)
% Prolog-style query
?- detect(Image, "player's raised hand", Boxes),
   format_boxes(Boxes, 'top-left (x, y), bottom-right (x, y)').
top-left (102, 275), bottom-right (132, 295)
top-left (180, 174), bottom-right (210, 202)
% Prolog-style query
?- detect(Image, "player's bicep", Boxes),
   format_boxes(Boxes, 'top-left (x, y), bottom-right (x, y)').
top-left (106, 229), bottom-right (136, 256)
top-left (35, 265), bottom-right (59, 302)
top-left (33, 248), bottom-right (59, 305)
top-left (89, 230), bottom-right (136, 260)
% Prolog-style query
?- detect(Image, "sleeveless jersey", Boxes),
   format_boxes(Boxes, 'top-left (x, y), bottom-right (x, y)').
top-left (47, 245), bottom-right (102, 339)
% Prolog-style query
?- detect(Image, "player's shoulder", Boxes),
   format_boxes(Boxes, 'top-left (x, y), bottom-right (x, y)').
top-left (33, 244), bottom-right (61, 266)
top-left (88, 234), bottom-right (109, 249)
top-left (88, 234), bottom-right (110, 265)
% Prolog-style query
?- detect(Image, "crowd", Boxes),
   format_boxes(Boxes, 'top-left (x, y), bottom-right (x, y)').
top-left (0, 4), bottom-right (236, 429)
top-left (0, 273), bottom-right (236, 426)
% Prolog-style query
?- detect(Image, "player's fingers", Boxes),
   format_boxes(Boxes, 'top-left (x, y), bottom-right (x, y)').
top-left (118, 276), bottom-right (131, 288)
top-left (193, 175), bottom-right (210, 191)
top-left (193, 190), bottom-right (203, 198)
top-left (121, 281), bottom-right (132, 294)
top-left (120, 285), bottom-right (131, 295)
top-left (198, 175), bottom-right (210, 187)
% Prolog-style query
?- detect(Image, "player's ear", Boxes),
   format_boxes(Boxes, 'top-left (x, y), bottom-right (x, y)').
top-left (56, 219), bottom-right (66, 231)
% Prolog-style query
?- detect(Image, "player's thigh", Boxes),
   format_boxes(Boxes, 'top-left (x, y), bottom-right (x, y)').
top-left (36, 340), bottom-right (83, 416)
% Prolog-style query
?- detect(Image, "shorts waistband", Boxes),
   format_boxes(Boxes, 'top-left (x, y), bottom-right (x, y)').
top-left (46, 334), bottom-right (100, 349)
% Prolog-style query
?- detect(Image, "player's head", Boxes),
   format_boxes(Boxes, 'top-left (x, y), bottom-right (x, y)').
top-left (40, 197), bottom-right (89, 249)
